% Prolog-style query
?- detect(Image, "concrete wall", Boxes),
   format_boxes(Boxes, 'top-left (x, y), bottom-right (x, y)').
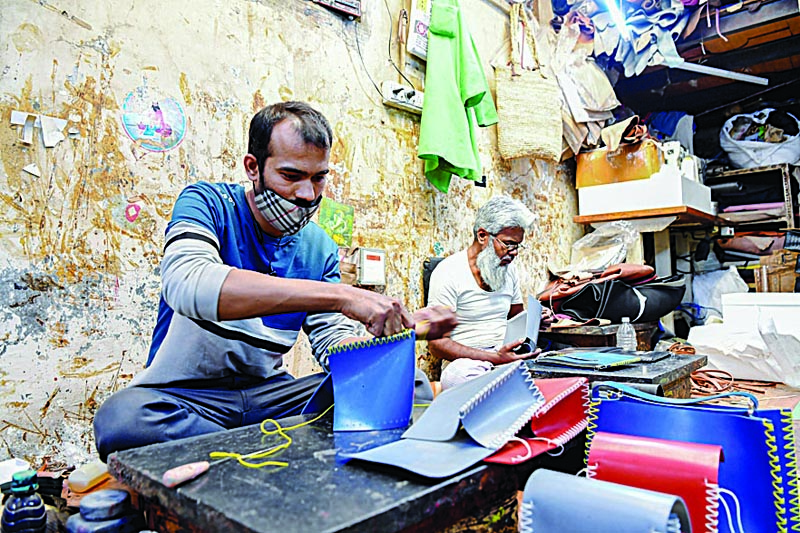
top-left (0, 0), bottom-right (582, 467)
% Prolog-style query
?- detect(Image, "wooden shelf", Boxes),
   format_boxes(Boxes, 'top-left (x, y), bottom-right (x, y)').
top-left (574, 206), bottom-right (723, 227)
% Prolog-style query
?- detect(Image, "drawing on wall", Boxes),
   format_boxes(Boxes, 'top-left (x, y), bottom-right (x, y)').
top-left (318, 197), bottom-right (354, 246)
top-left (124, 202), bottom-right (141, 222)
top-left (110, 194), bottom-right (145, 228)
top-left (121, 90), bottom-right (186, 152)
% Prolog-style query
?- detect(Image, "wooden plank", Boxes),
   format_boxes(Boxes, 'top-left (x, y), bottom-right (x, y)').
top-left (574, 206), bottom-right (722, 227)
top-left (679, 0), bottom-right (800, 50)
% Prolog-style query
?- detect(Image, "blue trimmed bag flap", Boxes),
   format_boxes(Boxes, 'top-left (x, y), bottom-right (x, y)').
top-left (327, 330), bottom-right (416, 431)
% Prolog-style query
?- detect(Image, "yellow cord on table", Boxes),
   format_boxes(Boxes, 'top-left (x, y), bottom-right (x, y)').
top-left (209, 404), bottom-right (334, 469)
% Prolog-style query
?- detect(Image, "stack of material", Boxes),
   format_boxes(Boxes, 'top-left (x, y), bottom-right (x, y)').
top-left (65, 489), bottom-right (143, 533)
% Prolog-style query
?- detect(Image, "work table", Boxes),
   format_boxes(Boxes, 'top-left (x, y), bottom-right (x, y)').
top-left (108, 410), bottom-right (582, 532)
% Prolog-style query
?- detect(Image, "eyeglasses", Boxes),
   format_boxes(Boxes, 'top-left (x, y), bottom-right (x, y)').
top-left (489, 234), bottom-right (526, 253)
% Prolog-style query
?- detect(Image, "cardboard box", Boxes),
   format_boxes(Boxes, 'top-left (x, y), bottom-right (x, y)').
top-left (755, 250), bottom-right (800, 293)
top-left (577, 166), bottom-right (714, 217)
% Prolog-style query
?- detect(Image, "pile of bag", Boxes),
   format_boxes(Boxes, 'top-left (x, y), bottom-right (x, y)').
top-left (537, 263), bottom-right (686, 323)
top-left (720, 108), bottom-right (800, 168)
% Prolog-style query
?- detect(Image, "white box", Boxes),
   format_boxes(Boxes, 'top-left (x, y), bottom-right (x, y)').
top-left (356, 248), bottom-right (386, 285)
top-left (578, 167), bottom-right (714, 217)
top-left (722, 292), bottom-right (800, 334)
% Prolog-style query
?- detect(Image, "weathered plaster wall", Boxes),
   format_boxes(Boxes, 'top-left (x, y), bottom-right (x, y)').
top-left (0, 0), bottom-right (582, 467)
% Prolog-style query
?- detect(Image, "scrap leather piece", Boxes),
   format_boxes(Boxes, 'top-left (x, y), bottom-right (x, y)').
top-left (519, 469), bottom-right (691, 533)
top-left (588, 431), bottom-right (723, 533)
top-left (486, 377), bottom-right (588, 464)
top-left (327, 330), bottom-right (416, 431)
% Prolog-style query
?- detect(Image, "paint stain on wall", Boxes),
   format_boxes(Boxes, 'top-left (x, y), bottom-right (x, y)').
top-left (179, 72), bottom-right (193, 106)
top-left (0, 72), bottom-right (168, 285)
top-left (252, 90), bottom-right (265, 113)
top-left (11, 23), bottom-right (45, 53)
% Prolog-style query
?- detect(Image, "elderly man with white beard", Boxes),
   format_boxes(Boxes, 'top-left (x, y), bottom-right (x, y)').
top-left (427, 195), bottom-right (543, 390)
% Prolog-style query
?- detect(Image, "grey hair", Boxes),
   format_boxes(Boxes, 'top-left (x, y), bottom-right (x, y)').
top-left (472, 195), bottom-right (535, 238)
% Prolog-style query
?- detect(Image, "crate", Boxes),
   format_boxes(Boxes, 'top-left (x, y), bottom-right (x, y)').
top-left (755, 249), bottom-right (800, 292)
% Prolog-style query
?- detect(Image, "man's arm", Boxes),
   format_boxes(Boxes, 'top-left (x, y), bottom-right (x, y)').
top-left (508, 303), bottom-right (523, 319)
top-left (429, 337), bottom-right (528, 365)
top-left (218, 268), bottom-right (412, 337)
top-left (162, 184), bottom-right (453, 339)
top-left (163, 225), bottom-right (454, 338)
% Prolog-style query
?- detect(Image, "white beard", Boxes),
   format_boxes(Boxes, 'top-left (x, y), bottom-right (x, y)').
top-left (476, 245), bottom-right (508, 291)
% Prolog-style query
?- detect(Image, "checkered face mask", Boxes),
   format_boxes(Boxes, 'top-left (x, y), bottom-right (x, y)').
top-left (253, 185), bottom-right (322, 236)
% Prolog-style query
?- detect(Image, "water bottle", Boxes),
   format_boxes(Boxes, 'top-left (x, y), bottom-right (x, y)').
top-left (616, 317), bottom-right (637, 352)
top-left (1, 469), bottom-right (46, 533)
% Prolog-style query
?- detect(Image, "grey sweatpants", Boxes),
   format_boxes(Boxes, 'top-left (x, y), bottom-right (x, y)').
top-left (93, 369), bottom-right (433, 461)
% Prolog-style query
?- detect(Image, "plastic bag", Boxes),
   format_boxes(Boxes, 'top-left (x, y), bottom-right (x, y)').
top-left (688, 316), bottom-right (800, 387)
top-left (550, 221), bottom-right (639, 275)
top-left (691, 267), bottom-right (748, 319)
top-left (719, 108), bottom-right (800, 169)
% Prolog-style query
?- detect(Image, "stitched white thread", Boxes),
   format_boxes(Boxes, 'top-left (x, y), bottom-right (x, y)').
top-left (508, 436), bottom-right (533, 463)
top-left (585, 463), bottom-right (598, 479)
top-left (467, 363), bottom-right (547, 450)
top-left (486, 397), bottom-right (544, 450)
top-left (519, 500), bottom-right (535, 533)
top-left (705, 479), bottom-right (720, 533)
top-left (534, 378), bottom-right (587, 418)
top-left (459, 362), bottom-right (521, 418)
top-left (555, 418), bottom-right (589, 446)
top-left (665, 514), bottom-right (684, 533)
top-left (541, 437), bottom-right (565, 457)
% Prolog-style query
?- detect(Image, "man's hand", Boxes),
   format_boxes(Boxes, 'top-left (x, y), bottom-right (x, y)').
top-left (541, 306), bottom-right (555, 327)
top-left (339, 287), bottom-right (414, 337)
top-left (412, 305), bottom-right (458, 340)
top-left (494, 339), bottom-right (542, 364)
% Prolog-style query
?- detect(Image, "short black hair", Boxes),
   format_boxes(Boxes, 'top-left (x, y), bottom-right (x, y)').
top-left (247, 101), bottom-right (333, 174)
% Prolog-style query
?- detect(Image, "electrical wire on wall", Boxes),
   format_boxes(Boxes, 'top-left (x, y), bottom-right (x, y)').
top-left (340, 1), bottom-right (420, 104)
top-left (352, 21), bottom-right (384, 101)
top-left (383, 0), bottom-right (416, 90)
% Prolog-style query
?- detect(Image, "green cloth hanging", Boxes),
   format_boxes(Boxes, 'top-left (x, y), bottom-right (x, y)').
top-left (418, 0), bottom-right (498, 193)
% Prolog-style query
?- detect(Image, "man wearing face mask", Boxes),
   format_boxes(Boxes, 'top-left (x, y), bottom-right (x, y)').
top-left (427, 195), bottom-right (546, 390)
top-left (93, 101), bottom-right (456, 461)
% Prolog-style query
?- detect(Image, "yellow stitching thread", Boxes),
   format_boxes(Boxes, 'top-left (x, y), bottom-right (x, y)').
top-left (780, 409), bottom-right (800, 532)
top-left (209, 404), bottom-right (334, 469)
top-left (764, 417), bottom-right (788, 533)
top-left (325, 329), bottom-right (414, 356)
top-left (583, 398), bottom-right (600, 467)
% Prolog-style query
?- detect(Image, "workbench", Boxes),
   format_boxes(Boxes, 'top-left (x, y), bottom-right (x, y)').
top-left (525, 353), bottom-right (707, 398)
top-left (539, 321), bottom-right (660, 352)
top-left (108, 409), bottom-right (583, 533)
